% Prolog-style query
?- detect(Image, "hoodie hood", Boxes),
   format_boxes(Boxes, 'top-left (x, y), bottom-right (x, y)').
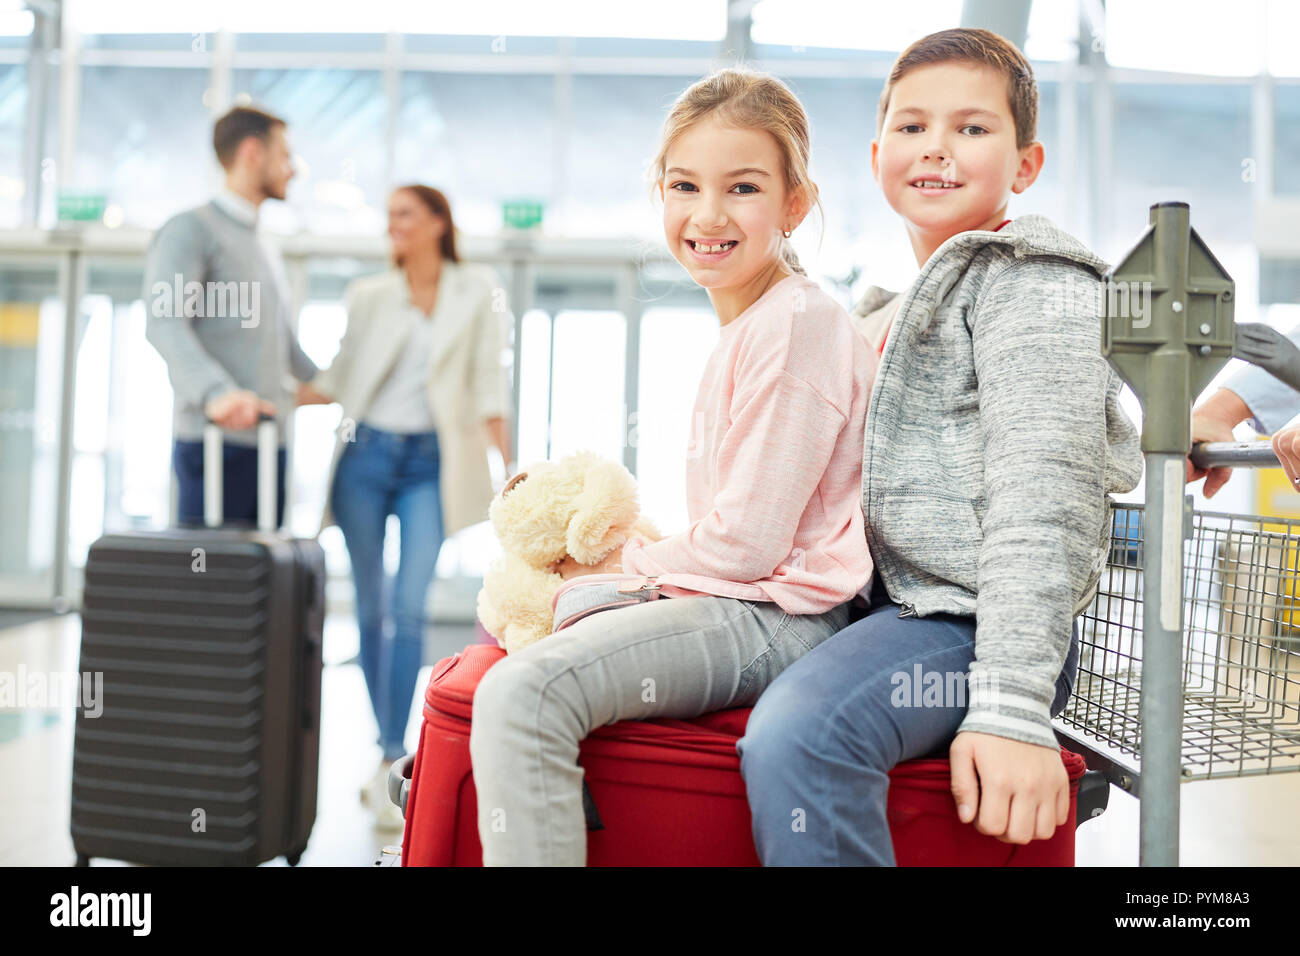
top-left (853, 214), bottom-right (1109, 319)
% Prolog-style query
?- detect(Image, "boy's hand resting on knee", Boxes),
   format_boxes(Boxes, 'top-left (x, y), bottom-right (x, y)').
top-left (949, 731), bottom-right (1069, 844)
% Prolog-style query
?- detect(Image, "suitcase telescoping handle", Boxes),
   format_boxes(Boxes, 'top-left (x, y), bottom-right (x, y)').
top-left (203, 411), bottom-right (278, 532)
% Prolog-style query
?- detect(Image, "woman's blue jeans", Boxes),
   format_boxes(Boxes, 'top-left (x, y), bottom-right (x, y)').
top-left (331, 423), bottom-right (444, 761)
top-left (737, 578), bottom-right (1080, 866)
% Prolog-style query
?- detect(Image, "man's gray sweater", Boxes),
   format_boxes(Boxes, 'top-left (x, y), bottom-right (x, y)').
top-left (854, 215), bottom-right (1144, 751)
top-left (143, 200), bottom-right (318, 447)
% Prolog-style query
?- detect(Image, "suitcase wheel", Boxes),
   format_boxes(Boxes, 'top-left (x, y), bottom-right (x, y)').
top-left (373, 846), bottom-right (402, 867)
top-left (1075, 770), bottom-right (1110, 828)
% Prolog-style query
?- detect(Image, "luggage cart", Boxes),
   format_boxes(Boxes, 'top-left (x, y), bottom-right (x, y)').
top-left (1054, 202), bottom-right (1300, 866)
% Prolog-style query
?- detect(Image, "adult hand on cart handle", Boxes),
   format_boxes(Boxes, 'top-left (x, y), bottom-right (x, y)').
top-left (205, 389), bottom-right (276, 431)
top-left (1187, 390), bottom-right (1248, 499)
top-left (1271, 423), bottom-right (1300, 491)
top-left (949, 731), bottom-right (1069, 844)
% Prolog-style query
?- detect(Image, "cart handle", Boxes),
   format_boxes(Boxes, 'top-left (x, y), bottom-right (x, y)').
top-left (1189, 441), bottom-right (1280, 469)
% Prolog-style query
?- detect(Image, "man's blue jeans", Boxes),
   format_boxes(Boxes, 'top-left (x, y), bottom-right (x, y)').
top-left (331, 423), bottom-right (444, 761)
top-left (737, 580), bottom-right (1079, 866)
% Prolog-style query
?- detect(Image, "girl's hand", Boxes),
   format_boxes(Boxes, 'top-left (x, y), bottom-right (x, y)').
top-left (551, 551), bottom-right (624, 580)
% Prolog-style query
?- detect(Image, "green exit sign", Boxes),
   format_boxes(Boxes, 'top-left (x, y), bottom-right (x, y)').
top-left (57, 192), bottom-right (107, 222)
top-left (502, 199), bottom-right (543, 231)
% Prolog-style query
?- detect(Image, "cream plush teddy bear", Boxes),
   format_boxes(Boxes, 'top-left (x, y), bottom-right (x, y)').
top-left (476, 451), bottom-right (660, 655)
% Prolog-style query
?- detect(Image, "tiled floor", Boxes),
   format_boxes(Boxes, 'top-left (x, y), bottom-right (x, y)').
top-left (2, 612), bottom-right (1298, 866)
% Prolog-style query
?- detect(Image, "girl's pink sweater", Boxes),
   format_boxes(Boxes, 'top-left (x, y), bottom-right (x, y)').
top-left (622, 273), bottom-right (876, 614)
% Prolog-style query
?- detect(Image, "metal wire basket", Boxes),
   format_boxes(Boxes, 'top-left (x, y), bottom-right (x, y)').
top-left (1058, 503), bottom-right (1300, 790)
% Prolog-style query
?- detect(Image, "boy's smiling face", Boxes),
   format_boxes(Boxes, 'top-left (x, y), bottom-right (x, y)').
top-left (872, 60), bottom-right (1044, 265)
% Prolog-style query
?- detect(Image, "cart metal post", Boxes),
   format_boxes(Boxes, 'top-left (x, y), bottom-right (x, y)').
top-left (1102, 201), bottom-right (1236, 865)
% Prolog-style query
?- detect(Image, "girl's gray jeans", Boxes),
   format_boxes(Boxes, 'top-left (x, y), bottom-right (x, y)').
top-left (469, 594), bottom-right (849, 866)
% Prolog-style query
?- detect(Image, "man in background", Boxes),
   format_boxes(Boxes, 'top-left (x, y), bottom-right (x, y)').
top-left (144, 105), bottom-right (318, 526)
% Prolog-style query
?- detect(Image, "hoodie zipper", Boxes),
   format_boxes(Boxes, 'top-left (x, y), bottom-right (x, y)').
top-left (862, 256), bottom-right (944, 631)
top-left (860, 232), bottom-right (994, 630)
top-left (864, 526), bottom-right (917, 619)
top-left (862, 221), bottom-right (1105, 627)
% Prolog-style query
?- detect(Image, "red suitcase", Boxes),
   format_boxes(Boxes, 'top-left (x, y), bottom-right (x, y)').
top-left (398, 644), bottom-right (1092, 866)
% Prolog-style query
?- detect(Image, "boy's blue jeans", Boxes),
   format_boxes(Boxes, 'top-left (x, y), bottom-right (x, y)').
top-left (737, 579), bottom-right (1079, 866)
top-left (331, 423), bottom-right (444, 762)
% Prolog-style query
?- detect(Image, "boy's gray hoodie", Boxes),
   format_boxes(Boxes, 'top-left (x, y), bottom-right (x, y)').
top-left (854, 214), bottom-right (1143, 751)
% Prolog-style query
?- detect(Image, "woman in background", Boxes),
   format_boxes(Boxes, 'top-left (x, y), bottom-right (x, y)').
top-left (300, 185), bottom-right (512, 830)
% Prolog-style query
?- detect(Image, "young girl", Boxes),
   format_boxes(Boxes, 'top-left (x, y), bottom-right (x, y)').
top-left (469, 67), bottom-right (877, 866)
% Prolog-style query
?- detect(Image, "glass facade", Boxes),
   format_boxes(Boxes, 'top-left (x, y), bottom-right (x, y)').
top-left (0, 64), bottom-right (25, 228)
top-left (0, 2), bottom-right (1296, 610)
top-left (75, 67), bottom-right (214, 229)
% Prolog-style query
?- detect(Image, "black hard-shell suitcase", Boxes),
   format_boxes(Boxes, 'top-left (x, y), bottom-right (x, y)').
top-left (70, 419), bottom-right (324, 866)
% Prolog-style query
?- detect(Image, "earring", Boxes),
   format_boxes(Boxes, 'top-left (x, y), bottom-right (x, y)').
top-left (782, 228), bottom-right (792, 238)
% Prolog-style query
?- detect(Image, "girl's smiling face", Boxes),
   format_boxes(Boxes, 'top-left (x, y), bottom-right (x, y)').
top-left (661, 117), bottom-right (807, 294)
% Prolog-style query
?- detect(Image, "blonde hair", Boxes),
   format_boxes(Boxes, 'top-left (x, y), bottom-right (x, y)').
top-left (649, 67), bottom-right (821, 277)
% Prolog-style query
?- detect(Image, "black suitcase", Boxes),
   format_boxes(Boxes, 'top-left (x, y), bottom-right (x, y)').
top-left (71, 419), bottom-right (324, 866)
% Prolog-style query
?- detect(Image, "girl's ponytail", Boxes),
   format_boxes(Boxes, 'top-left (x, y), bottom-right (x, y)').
top-left (781, 240), bottom-right (807, 277)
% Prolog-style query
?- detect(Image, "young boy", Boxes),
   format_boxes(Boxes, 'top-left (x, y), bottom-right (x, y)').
top-left (737, 28), bottom-right (1143, 865)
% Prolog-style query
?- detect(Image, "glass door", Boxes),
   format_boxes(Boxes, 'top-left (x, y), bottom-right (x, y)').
top-left (0, 254), bottom-right (67, 608)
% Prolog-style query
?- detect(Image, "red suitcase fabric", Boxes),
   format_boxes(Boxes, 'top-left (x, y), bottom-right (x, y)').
top-left (401, 644), bottom-right (1084, 866)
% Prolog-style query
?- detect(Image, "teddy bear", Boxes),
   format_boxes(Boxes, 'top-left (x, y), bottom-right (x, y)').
top-left (476, 451), bottom-right (660, 655)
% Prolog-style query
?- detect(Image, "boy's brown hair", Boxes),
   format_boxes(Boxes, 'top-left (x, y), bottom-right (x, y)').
top-left (876, 28), bottom-right (1038, 149)
top-left (213, 106), bottom-right (286, 170)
